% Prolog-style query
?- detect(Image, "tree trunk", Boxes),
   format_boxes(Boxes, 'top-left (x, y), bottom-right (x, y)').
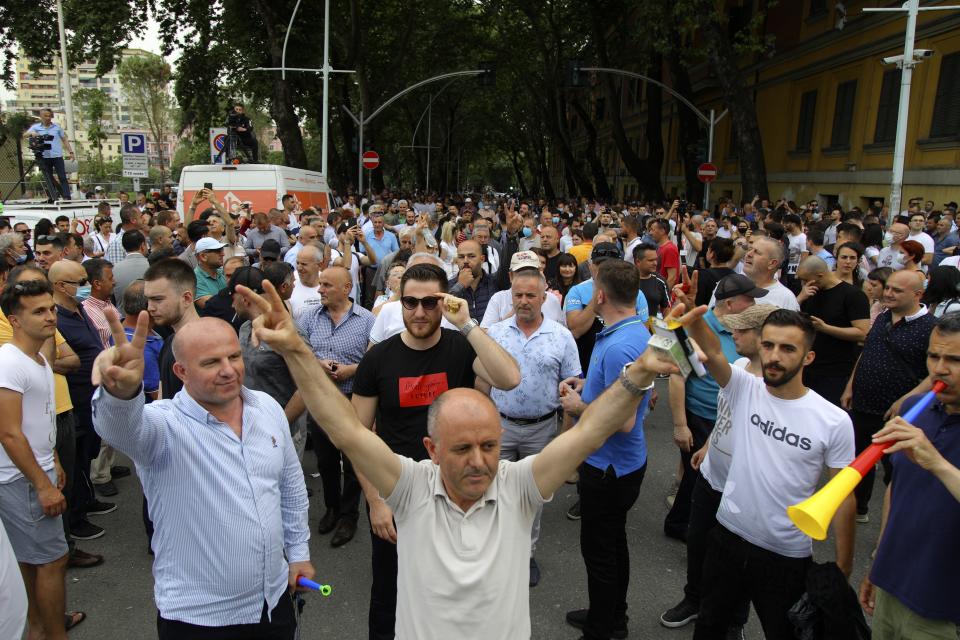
top-left (510, 150), bottom-right (529, 197)
top-left (699, 7), bottom-right (768, 199)
top-left (668, 52), bottom-right (704, 205)
top-left (571, 100), bottom-right (612, 201)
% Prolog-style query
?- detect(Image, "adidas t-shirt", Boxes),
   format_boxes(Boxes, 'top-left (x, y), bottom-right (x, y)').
top-left (716, 365), bottom-right (855, 558)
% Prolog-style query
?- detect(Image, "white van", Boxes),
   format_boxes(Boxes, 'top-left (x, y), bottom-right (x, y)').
top-left (176, 164), bottom-right (333, 221)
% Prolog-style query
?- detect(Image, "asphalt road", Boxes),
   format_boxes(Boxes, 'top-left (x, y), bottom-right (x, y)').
top-left (62, 380), bottom-right (883, 640)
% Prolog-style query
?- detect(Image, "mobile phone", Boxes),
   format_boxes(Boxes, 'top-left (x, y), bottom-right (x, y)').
top-left (203, 182), bottom-right (213, 190)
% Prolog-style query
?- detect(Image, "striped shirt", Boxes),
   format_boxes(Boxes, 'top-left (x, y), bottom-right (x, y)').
top-left (104, 229), bottom-right (127, 264)
top-left (92, 386), bottom-right (310, 626)
top-left (297, 302), bottom-right (374, 395)
top-left (82, 296), bottom-right (119, 349)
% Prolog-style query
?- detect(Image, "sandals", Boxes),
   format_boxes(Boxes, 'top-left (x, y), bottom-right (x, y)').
top-left (65, 611), bottom-right (86, 631)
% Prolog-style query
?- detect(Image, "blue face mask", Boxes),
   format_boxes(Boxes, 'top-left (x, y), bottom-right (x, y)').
top-left (584, 216), bottom-right (592, 224)
top-left (14, 252), bottom-right (27, 265)
top-left (552, 216), bottom-right (560, 225)
top-left (74, 285), bottom-right (91, 302)
top-left (521, 227), bottom-right (533, 238)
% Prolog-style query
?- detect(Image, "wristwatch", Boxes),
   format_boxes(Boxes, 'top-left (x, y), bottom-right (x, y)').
top-left (459, 318), bottom-right (479, 337)
top-left (619, 363), bottom-right (655, 397)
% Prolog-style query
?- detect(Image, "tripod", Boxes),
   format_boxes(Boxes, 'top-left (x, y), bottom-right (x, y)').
top-left (1, 158), bottom-right (52, 204)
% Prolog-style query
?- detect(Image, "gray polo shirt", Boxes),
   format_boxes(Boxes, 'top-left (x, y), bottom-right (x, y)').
top-left (384, 455), bottom-right (547, 639)
top-left (111, 251), bottom-right (149, 299)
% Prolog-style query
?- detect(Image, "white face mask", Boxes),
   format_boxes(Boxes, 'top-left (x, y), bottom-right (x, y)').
top-left (883, 232), bottom-right (893, 246)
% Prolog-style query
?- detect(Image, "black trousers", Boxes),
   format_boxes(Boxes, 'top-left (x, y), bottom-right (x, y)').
top-left (54, 410), bottom-right (76, 546)
top-left (368, 523), bottom-right (399, 640)
top-left (71, 417), bottom-right (100, 525)
top-left (664, 410), bottom-right (714, 536)
top-left (308, 417), bottom-right (360, 520)
top-left (850, 409), bottom-right (892, 514)
top-left (579, 461), bottom-right (646, 640)
top-left (157, 595), bottom-right (296, 640)
top-left (693, 525), bottom-right (810, 640)
top-left (684, 475), bottom-right (750, 625)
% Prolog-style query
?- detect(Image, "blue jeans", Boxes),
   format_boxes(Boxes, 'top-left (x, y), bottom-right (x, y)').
top-left (38, 156), bottom-right (70, 200)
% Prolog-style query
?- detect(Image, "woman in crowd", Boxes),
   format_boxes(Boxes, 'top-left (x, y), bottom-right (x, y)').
top-left (864, 266), bottom-right (894, 325)
top-left (91, 216), bottom-right (113, 257)
top-left (897, 239), bottom-right (925, 273)
top-left (551, 252), bottom-right (583, 301)
top-left (861, 223), bottom-right (884, 267)
top-left (439, 220), bottom-right (458, 279)
top-left (373, 262), bottom-right (406, 314)
top-left (922, 265), bottom-right (960, 317)
top-left (835, 241), bottom-right (865, 287)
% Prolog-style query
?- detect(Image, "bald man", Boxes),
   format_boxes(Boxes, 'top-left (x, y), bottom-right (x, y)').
top-left (92, 314), bottom-right (314, 639)
top-left (449, 240), bottom-right (497, 322)
top-left (299, 265), bottom-right (374, 547)
top-left (233, 280), bottom-right (693, 640)
top-left (290, 243), bottom-right (323, 321)
top-left (843, 269), bottom-right (936, 523)
top-left (877, 223), bottom-right (910, 270)
top-left (795, 255), bottom-right (870, 406)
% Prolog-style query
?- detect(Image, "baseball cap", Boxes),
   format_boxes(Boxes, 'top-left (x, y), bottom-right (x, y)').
top-left (591, 242), bottom-right (622, 263)
top-left (714, 274), bottom-right (769, 301)
top-left (509, 251), bottom-right (540, 271)
top-left (945, 201), bottom-right (958, 211)
top-left (227, 266), bottom-right (265, 296)
top-left (260, 239), bottom-right (282, 259)
top-left (465, 197), bottom-right (473, 203)
top-left (94, 185), bottom-right (103, 192)
top-left (718, 304), bottom-right (779, 330)
top-left (195, 237), bottom-right (228, 253)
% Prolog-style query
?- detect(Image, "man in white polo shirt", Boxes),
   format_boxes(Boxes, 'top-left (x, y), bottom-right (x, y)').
top-left (234, 278), bottom-right (691, 640)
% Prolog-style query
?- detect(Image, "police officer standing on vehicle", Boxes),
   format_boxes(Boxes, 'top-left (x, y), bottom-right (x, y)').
top-left (24, 108), bottom-right (75, 202)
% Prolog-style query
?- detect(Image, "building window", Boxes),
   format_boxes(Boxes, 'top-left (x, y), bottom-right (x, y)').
top-left (830, 79), bottom-right (857, 148)
top-left (795, 90), bottom-right (817, 151)
top-left (930, 51), bottom-right (960, 138)
top-left (874, 69), bottom-right (901, 144)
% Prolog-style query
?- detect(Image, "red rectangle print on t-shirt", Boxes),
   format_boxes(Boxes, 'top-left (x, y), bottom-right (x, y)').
top-left (398, 373), bottom-right (450, 408)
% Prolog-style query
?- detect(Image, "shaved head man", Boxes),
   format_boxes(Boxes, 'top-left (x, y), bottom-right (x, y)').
top-left (291, 244), bottom-right (323, 318)
top-left (450, 239), bottom-right (496, 322)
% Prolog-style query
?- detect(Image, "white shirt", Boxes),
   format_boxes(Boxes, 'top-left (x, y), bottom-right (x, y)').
top-left (786, 233), bottom-right (807, 275)
top-left (480, 290), bottom-right (567, 329)
top-left (0, 345), bottom-right (55, 483)
top-left (700, 357), bottom-right (750, 491)
top-left (385, 456), bottom-right (546, 640)
top-left (290, 279), bottom-right (321, 321)
top-left (716, 366), bottom-right (854, 557)
top-left (368, 300), bottom-right (457, 344)
top-left (330, 249), bottom-right (363, 302)
top-left (909, 231), bottom-right (935, 255)
top-left (877, 246), bottom-right (902, 269)
top-left (559, 234), bottom-right (574, 253)
top-left (708, 279), bottom-right (799, 311)
top-left (0, 520), bottom-right (26, 640)
top-left (623, 236), bottom-right (643, 263)
top-left (681, 231), bottom-right (702, 268)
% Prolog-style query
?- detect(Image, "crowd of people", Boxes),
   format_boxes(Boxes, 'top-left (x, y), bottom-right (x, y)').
top-left (0, 187), bottom-right (957, 640)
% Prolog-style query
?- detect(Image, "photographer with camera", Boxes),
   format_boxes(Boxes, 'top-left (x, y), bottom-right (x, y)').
top-left (227, 103), bottom-right (259, 163)
top-left (24, 108), bottom-right (74, 202)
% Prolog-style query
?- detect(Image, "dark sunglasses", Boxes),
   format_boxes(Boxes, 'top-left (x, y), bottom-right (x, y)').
top-left (60, 278), bottom-right (88, 287)
top-left (400, 295), bottom-right (442, 311)
top-left (36, 235), bottom-right (61, 243)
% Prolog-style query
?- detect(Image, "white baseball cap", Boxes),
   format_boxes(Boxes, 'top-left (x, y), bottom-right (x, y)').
top-left (195, 237), bottom-right (228, 253)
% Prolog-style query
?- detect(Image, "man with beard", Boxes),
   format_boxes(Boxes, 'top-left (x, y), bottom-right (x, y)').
top-left (686, 309), bottom-right (857, 640)
top-left (351, 263), bottom-right (521, 640)
top-left (449, 240), bottom-right (497, 323)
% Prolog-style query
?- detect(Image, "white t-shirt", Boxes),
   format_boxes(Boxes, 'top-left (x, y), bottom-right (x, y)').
top-left (717, 227), bottom-right (732, 239)
top-left (708, 279), bottom-right (799, 311)
top-left (385, 455), bottom-right (546, 640)
top-left (716, 366), bottom-right (855, 557)
top-left (330, 249), bottom-right (363, 302)
top-left (623, 236), bottom-right (643, 263)
top-left (0, 344), bottom-right (56, 483)
top-left (479, 290), bottom-right (567, 329)
top-left (368, 300), bottom-right (457, 344)
top-left (877, 246), bottom-right (902, 269)
top-left (290, 279), bottom-right (321, 321)
top-left (0, 520), bottom-right (26, 640)
top-left (681, 231), bottom-right (702, 268)
top-left (909, 231), bottom-right (935, 255)
top-left (939, 256), bottom-right (960, 269)
top-left (786, 233), bottom-right (807, 275)
top-left (700, 357), bottom-right (750, 491)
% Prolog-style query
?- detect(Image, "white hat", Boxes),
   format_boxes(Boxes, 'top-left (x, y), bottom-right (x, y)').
top-left (195, 237), bottom-right (228, 253)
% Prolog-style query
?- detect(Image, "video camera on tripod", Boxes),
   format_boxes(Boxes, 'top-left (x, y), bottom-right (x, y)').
top-left (28, 134), bottom-right (55, 157)
top-left (219, 103), bottom-right (258, 165)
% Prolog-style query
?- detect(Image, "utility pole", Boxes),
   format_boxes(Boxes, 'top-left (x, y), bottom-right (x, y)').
top-left (56, 0), bottom-right (77, 197)
top-left (864, 0), bottom-right (960, 226)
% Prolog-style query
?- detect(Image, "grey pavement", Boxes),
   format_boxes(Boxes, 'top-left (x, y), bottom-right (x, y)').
top-left (64, 380), bottom-right (883, 639)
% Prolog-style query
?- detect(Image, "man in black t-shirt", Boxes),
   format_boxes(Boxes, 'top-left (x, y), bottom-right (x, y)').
top-left (796, 255), bottom-right (870, 406)
top-left (633, 242), bottom-right (670, 315)
top-left (695, 237), bottom-right (738, 308)
top-left (351, 263), bottom-right (521, 640)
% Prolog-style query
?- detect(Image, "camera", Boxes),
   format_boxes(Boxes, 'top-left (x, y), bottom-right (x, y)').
top-left (28, 134), bottom-right (54, 155)
top-left (227, 111), bottom-right (245, 129)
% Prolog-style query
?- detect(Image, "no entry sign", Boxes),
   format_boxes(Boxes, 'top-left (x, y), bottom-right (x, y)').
top-left (697, 162), bottom-right (718, 184)
top-left (362, 151), bottom-right (380, 170)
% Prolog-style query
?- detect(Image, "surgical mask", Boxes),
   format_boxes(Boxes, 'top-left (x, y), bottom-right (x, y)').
top-left (584, 216), bottom-right (592, 224)
top-left (811, 212), bottom-right (821, 222)
top-left (521, 227), bottom-right (533, 238)
top-left (883, 232), bottom-right (893, 246)
top-left (552, 216), bottom-right (560, 225)
top-left (13, 252), bottom-right (27, 265)
top-left (74, 285), bottom-right (91, 302)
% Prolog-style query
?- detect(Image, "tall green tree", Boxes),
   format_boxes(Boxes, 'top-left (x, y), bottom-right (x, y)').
top-left (119, 53), bottom-right (176, 183)
top-left (75, 87), bottom-right (109, 173)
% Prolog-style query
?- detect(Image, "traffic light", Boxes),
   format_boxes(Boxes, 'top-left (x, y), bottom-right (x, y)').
top-left (479, 62), bottom-right (496, 87)
top-left (564, 59), bottom-right (585, 88)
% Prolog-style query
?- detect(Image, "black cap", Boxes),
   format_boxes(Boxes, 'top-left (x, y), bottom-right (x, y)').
top-left (227, 266), bottom-right (264, 296)
top-left (714, 274), bottom-right (769, 301)
top-left (260, 239), bottom-right (281, 260)
top-left (945, 202), bottom-right (958, 210)
top-left (591, 241), bottom-right (622, 263)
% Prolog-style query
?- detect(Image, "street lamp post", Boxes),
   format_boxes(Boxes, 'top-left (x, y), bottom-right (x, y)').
top-left (55, 0), bottom-right (78, 198)
top-left (578, 66), bottom-right (727, 211)
top-left (863, 1), bottom-right (960, 227)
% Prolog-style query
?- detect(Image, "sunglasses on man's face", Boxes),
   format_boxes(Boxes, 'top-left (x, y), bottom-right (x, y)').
top-left (400, 295), bottom-right (442, 311)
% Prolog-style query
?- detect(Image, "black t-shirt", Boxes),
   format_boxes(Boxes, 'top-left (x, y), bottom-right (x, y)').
top-left (800, 280), bottom-right (870, 376)
top-left (638, 275), bottom-right (670, 314)
top-left (158, 336), bottom-right (183, 400)
top-left (696, 267), bottom-right (735, 307)
top-left (353, 329), bottom-right (476, 460)
top-left (544, 253), bottom-right (561, 283)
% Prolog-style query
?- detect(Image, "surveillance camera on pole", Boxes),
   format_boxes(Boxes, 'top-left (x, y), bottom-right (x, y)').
top-left (913, 49), bottom-right (934, 59)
